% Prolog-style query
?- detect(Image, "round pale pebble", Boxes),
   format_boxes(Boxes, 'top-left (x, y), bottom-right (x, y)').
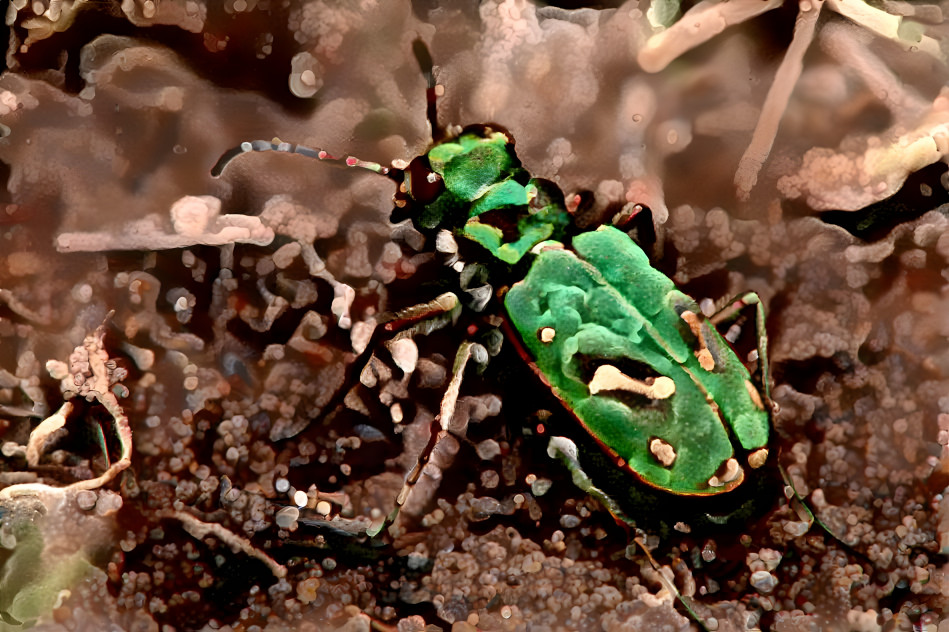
top-left (293, 490), bottom-right (308, 507)
top-left (289, 52), bottom-right (323, 98)
top-left (389, 338), bottom-right (419, 375)
top-left (76, 490), bottom-right (98, 511)
top-left (170, 195), bottom-right (221, 237)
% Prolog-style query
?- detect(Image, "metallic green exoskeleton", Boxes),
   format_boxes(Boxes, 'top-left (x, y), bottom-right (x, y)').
top-left (213, 30), bottom-right (774, 516)
top-left (210, 43), bottom-right (782, 631)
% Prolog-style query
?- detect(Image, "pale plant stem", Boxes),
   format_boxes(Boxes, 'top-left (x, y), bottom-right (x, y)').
top-left (735, 0), bottom-right (823, 199)
top-left (638, 0), bottom-right (783, 73)
top-left (171, 511), bottom-right (287, 579)
top-left (826, 0), bottom-right (945, 59)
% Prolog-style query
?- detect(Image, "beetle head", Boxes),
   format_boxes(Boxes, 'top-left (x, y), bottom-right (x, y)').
top-left (392, 124), bottom-right (570, 265)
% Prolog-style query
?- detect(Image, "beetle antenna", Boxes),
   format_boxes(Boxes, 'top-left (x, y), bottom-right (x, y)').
top-left (211, 139), bottom-right (401, 180)
top-left (412, 37), bottom-right (444, 143)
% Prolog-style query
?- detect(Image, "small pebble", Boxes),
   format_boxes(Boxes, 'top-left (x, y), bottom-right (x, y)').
top-left (480, 470), bottom-right (499, 489)
top-left (476, 439), bottom-right (501, 461)
top-left (76, 490), bottom-right (98, 511)
top-left (293, 490), bottom-right (308, 507)
top-left (750, 570), bottom-right (778, 593)
top-left (560, 514), bottom-right (581, 529)
top-left (530, 477), bottom-right (552, 497)
top-left (783, 521), bottom-right (810, 537)
top-left (275, 506), bottom-right (299, 529)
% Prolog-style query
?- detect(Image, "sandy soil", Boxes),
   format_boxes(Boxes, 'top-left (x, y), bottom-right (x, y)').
top-left (1, 1), bottom-right (948, 630)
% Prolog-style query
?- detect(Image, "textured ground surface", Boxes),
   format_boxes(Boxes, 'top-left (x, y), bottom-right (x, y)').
top-left (1, 1), bottom-right (949, 630)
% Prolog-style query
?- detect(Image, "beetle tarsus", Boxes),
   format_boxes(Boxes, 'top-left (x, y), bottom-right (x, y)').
top-left (369, 341), bottom-right (484, 539)
top-left (632, 536), bottom-right (712, 631)
top-left (777, 460), bottom-right (875, 566)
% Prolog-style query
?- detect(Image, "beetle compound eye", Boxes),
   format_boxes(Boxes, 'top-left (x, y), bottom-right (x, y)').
top-left (405, 156), bottom-right (443, 204)
top-left (391, 155), bottom-right (445, 226)
top-left (648, 437), bottom-right (677, 467)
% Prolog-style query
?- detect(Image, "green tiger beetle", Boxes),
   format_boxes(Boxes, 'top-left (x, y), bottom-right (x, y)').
top-left (214, 40), bottom-right (823, 626)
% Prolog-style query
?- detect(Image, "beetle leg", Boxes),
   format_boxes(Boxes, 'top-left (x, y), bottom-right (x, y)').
top-left (368, 340), bottom-right (488, 538)
top-left (546, 436), bottom-right (635, 528)
top-left (777, 460), bottom-right (874, 566)
top-left (384, 292), bottom-right (461, 334)
top-left (317, 292), bottom-right (461, 427)
top-left (548, 436), bottom-right (725, 629)
top-left (708, 291), bottom-right (771, 403)
top-left (630, 536), bottom-right (712, 631)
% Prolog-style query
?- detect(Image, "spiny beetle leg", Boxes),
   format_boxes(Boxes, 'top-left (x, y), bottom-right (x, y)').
top-left (384, 292), bottom-right (461, 339)
top-left (297, 292), bottom-right (464, 540)
top-left (709, 291), bottom-right (771, 402)
top-left (545, 435), bottom-right (636, 528)
top-left (317, 292), bottom-right (461, 429)
top-left (705, 301), bottom-right (871, 579)
top-left (368, 340), bottom-right (488, 538)
top-left (630, 536), bottom-right (713, 632)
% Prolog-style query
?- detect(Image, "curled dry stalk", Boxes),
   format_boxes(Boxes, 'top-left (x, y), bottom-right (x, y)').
top-left (1, 316), bottom-right (289, 581)
top-left (0, 317), bottom-right (135, 625)
top-left (0, 318), bottom-right (132, 504)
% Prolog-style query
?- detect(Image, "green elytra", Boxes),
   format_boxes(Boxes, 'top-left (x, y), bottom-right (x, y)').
top-left (398, 125), bottom-right (772, 495)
